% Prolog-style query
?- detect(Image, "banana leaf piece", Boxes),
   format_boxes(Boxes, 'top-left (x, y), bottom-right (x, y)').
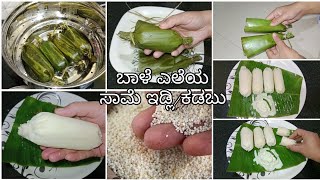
top-left (118, 20), bottom-right (193, 53)
top-left (2, 96), bottom-right (100, 167)
top-left (138, 51), bottom-right (201, 75)
top-left (227, 61), bottom-right (303, 118)
top-left (60, 24), bottom-right (95, 61)
top-left (241, 33), bottom-right (294, 58)
top-left (227, 123), bottom-right (306, 173)
top-left (38, 40), bottom-right (69, 72)
top-left (50, 33), bottom-right (83, 63)
top-left (77, 7), bottom-right (105, 31)
top-left (244, 18), bottom-right (287, 33)
top-left (21, 43), bottom-right (54, 83)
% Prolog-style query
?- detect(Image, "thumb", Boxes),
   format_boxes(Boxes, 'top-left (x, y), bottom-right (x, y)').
top-left (287, 144), bottom-right (304, 154)
top-left (159, 14), bottom-right (181, 29)
top-left (55, 101), bottom-right (102, 118)
top-left (273, 33), bottom-right (288, 49)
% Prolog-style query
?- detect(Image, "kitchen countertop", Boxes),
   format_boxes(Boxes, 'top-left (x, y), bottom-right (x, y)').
top-left (213, 61), bottom-right (320, 118)
top-left (2, 92), bottom-right (105, 179)
top-left (213, 120), bottom-right (320, 179)
top-left (107, 2), bottom-right (212, 89)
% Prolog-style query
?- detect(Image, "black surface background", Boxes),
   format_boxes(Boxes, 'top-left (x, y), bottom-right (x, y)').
top-left (214, 120), bottom-right (320, 179)
top-left (2, 92), bottom-right (105, 179)
top-left (107, 2), bottom-right (212, 89)
top-left (213, 61), bottom-right (320, 118)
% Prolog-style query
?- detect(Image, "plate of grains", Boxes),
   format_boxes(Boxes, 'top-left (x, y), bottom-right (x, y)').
top-left (107, 92), bottom-right (212, 179)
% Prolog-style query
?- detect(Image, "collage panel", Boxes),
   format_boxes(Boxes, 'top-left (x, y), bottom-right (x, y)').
top-left (0, 0), bottom-right (320, 180)
top-left (213, 2), bottom-right (320, 59)
top-left (107, 90), bottom-right (212, 179)
top-left (214, 120), bottom-right (320, 179)
top-left (107, 2), bottom-right (212, 89)
top-left (2, 91), bottom-right (106, 179)
top-left (214, 60), bottom-right (320, 119)
top-left (2, 2), bottom-right (106, 89)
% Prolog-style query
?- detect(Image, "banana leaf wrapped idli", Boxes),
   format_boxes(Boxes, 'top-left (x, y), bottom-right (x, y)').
top-left (137, 50), bottom-right (201, 75)
top-left (244, 18), bottom-right (288, 33)
top-left (241, 33), bottom-right (294, 58)
top-left (118, 20), bottom-right (193, 53)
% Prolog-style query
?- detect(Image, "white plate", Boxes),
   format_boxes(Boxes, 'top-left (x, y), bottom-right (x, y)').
top-left (109, 6), bottom-right (204, 82)
top-left (226, 60), bottom-right (307, 119)
top-left (226, 120), bottom-right (307, 179)
top-left (2, 92), bottom-right (103, 179)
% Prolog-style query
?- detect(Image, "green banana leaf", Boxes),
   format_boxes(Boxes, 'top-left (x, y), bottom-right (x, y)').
top-left (118, 20), bottom-right (193, 53)
top-left (2, 96), bottom-right (100, 167)
top-left (241, 33), bottom-right (294, 59)
top-left (227, 61), bottom-right (303, 118)
top-left (137, 50), bottom-right (202, 75)
top-left (244, 18), bottom-right (287, 33)
top-left (227, 123), bottom-right (306, 173)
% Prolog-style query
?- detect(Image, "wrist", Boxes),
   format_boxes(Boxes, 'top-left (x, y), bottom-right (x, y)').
top-left (202, 10), bottom-right (212, 38)
top-left (315, 150), bottom-right (320, 163)
top-left (297, 2), bottom-right (320, 15)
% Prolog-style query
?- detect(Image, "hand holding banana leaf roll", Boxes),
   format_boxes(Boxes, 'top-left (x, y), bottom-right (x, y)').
top-left (118, 20), bottom-right (193, 53)
top-left (266, 2), bottom-right (320, 26)
top-left (144, 11), bottom-right (212, 58)
top-left (241, 16), bottom-right (296, 58)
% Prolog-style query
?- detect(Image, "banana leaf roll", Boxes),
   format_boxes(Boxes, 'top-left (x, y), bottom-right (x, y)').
top-left (244, 18), bottom-right (287, 33)
top-left (118, 20), bottom-right (193, 53)
top-left (137, 51), bottom-right (201, 75)
top-left (241, 33), bottom-right (294, 58)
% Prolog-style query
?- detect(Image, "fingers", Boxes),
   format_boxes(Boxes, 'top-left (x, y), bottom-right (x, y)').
top-left (266, 49), bottom-right (276, 59)
top-left (271, 14), bottom-right (287, 26)
top-left (143, 124), bottom-right (185, 150)
top-left (159, 13), bottom-right (181, 29)
top-left (65, 151), bottom-right (97, 162)
top-left (287, 144), bottom-right (304, 154)
top-left (289, 129), bottom-right (308, 139)
top-left (42, 148), bottom-right (60, 160)
top-left (266, 46), bottom-right (278, 59)
top-left (183, 130), bottom-right (212, 156)
top-left (153, 51), bottom-right (165, 59)
top-left (144, 49), bottom-right (164, 58)
top-left (42, 148), bottom-right (76, 162)
top-left (55, 101), bottom-right (104, 119)
top-left (144, 49), bottom-right (152, 55)
top-left (171, 45), bottom-right (185, 56)
top-left (132, 106), bottom-right (156, 139)
top-left (266, 11), bottom-right (276, 20)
